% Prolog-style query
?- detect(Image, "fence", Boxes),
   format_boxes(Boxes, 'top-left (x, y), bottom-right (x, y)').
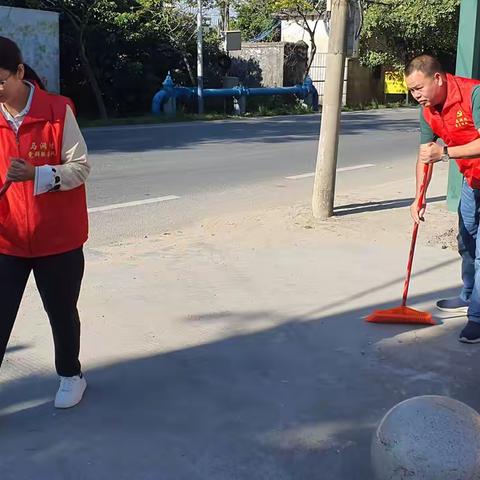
top-left (308, 52), bottom-right (348, 106)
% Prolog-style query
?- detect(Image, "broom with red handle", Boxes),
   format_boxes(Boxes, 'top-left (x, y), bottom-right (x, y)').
top-left (367, 162), bottom-right (435, 325)
top-left (0, 180), bottom-right (11, 198)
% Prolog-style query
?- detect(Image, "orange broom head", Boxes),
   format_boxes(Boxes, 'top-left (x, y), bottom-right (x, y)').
top-left (366, 306), bottom-right (435, 325)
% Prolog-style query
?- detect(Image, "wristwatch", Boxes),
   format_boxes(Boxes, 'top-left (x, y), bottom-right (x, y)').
top-left (441, 146), bottom-right (450, 162)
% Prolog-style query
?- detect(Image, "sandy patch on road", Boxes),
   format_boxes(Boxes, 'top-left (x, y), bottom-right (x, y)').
top-left (174, 171), bottom-right (457, 254)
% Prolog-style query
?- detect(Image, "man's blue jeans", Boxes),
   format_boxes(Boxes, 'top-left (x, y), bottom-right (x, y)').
top-left (459, 179), bottom-right (480, 323)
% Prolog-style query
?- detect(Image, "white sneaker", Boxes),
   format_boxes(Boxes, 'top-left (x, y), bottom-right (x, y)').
top-left (54, 374), bottom-right (87, 409)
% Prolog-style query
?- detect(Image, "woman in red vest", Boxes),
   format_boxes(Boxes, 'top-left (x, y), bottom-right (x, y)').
top-left (0, 36), bottom-right (90, 407)
top-left (405, 55), bottom-right (480, 343)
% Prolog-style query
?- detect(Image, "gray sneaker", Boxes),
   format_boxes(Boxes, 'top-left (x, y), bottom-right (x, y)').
top-left (436, 297), bottom-right (469, 314)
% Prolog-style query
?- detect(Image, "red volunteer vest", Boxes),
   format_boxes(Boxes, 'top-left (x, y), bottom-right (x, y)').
top-left (0, 87), bottom-right (88, 257)
top-left (422, 73), bottom-right (480, 188)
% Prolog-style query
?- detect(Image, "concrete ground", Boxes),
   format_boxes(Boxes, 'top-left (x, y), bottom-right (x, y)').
top-left (1, 153), bottom-right (475, 479)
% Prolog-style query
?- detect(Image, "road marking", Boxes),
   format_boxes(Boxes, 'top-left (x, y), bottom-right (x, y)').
top-left (337, 163), bottom-right (375, 172)
top-left (285, 163), bottom-right (375, 180)
top-left (88, 195), bottom-right (180, 213)
top-left (285, 172), bottom-right (316, 180)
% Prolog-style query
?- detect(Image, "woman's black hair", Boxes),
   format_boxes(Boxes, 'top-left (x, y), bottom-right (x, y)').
top-left (0, 36), bottom-right (46, 90)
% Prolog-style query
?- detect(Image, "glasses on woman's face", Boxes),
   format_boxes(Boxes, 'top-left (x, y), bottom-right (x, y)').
top-left (0, 73), bottom-right (12, 88)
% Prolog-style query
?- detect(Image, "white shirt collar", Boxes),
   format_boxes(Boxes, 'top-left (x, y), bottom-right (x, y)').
top-left (1, 81), bottom-right (35, 120)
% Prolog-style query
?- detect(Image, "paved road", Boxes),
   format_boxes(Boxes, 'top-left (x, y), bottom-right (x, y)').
top-left (84, 109), bottom-right (422, 247)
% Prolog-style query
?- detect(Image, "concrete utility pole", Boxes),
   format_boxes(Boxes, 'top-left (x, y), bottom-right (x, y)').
top-left (447, 0), bottom-right (480, 211)
top-left (197, 0), bottom-right (205, 114)
top-left (312, 0), bottom-right (349, 219)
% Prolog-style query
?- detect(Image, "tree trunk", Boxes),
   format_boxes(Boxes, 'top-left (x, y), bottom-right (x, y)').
top-left (220, 1), bottom-right (230, 32)
top-left (182, 53), bottom-right (196, 86)
top-left (306, 20), bottom-right (319, 78)
top-left (78, 32), bottom-right (108, 120)
top-left (306, 41), bottom-right (317, 78)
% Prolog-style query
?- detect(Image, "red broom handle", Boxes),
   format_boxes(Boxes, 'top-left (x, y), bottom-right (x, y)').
top-left (0, 181), bottom-right (11, 198)
top-left (402, 163), bottom-right (431, 307)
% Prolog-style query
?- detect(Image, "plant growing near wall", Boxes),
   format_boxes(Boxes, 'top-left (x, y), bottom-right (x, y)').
top-left (231, 0), bottom-right (279, 42)
top-left (360, 0), bottom-right (460, 71)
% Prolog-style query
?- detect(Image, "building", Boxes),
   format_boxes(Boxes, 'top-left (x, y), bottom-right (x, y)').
top-left (280, 13), bottom-right (383, 106)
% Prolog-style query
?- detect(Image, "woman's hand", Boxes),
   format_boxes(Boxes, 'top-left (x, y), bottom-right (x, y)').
top-left (7, 158), bottom-right (35, 182)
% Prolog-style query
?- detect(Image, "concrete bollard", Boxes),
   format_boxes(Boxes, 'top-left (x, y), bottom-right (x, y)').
top-left (372, 395), bottom-right (480, 480)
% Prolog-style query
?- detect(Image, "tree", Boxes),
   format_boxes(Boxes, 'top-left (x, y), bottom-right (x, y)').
top-left (3, 0), bottom-right (112, 118)
top-left (360, 0), bottom-right (461, 71)
top-left (31, 0), bottom-right (123, 120)
top-left (115, 0), bottom-right (199, 86)
top-left (273, 0), bottom-right (327, 75)
top-left (3, 0), bottom-right (224, 117)
top-left (233, 0), bottom-right (326, 75)
top-left (231, 0), bottom-right (279, 42)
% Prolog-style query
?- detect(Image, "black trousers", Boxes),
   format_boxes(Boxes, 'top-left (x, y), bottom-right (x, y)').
top-left (0, 247), bottom-right (84, 377)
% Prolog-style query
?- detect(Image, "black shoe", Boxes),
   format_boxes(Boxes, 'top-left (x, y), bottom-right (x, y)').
top-left (459, 321), bottom-right (480, 344)
top-left (436, 297), bottom-right (469, 313)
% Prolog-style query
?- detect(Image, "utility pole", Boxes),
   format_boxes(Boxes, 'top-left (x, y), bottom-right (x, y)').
top-left (312, 0), bottom-right (349, 219)
top-left (197, 0), bottom-right (205, 114)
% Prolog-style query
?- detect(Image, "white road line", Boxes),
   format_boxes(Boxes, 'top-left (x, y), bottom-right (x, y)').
top-left (337, 163), bottom-right (375, 172)
top-left (285, 163), bottom-right (375, 180)
top-left (285, 172), bottom-right (316, 180)
top-left (88, 195), bottom-right (180, 213)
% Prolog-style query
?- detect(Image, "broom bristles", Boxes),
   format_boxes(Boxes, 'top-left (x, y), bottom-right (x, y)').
top-left (366, 306), bottom-right (435, 325)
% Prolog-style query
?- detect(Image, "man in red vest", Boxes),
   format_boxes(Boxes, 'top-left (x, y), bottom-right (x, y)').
top-left (405, 54), bottom-right (480, 343)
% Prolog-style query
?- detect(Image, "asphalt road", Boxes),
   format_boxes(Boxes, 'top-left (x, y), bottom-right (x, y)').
top-left (84, 108), bottom-right (422, 247)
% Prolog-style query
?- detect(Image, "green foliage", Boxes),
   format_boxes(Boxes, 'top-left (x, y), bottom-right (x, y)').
top-left (272, 0), bottom-right (324, 13)
top-left (3, 0), bottom-right (224, 117)
top-left (232, 0), bottom-right (326, 42)
top-left (360, 0), bottom-right (461, 70)
top-left (5, 0), bottom-right (463, 119)
top-left (231, 0), bottom-right (279, 41)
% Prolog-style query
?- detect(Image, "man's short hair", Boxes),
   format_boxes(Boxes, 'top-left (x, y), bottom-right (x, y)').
top-left (405, 55), bottom-right (444, 77)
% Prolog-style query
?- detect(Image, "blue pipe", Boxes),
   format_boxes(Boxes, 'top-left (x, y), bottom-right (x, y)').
top-left (247, 86), bottom-right (304, 97)
top-left (152, 90), bottom-right (168, 115)
top-left (201, 87), bottom-right (243, 98)
top-left (188, 85), bottom-right (308, 99)
top-left (152, 74), bottom-right (319, 114)
top-left (174, 86), bottom-right (196, 100)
